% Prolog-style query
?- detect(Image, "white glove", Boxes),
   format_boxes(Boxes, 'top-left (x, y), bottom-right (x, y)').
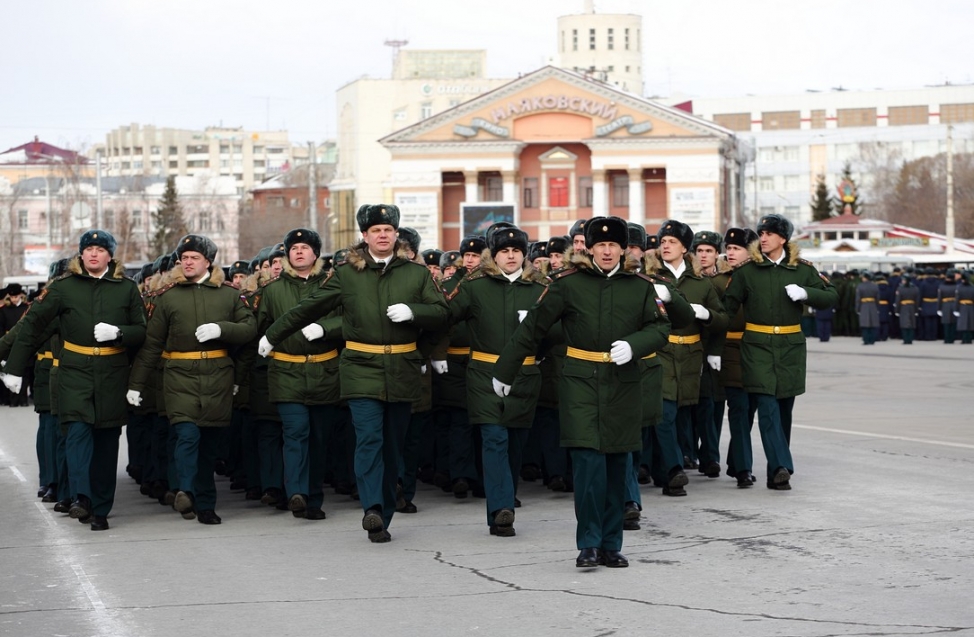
top-left (707, 355), bottom-right (722, 371)
top-left (653, 283), bottom-right (671, 302)
top-left (954, 311), bottom-right (961, 317)
top-left (937, 310), bottom-right (943, 317)
top-left (2, 374), bottom-right (22, 394)
top-left (233, 384), bottom-right (239, 396)
top-left (126, 390), bottom-right (142, 407)
top-left (492, 377), bottom-right (511, 397)
top-left (195, 323), bottom-right (221, 342)
top-left (690, 303), bottom-right (710, 321)
top-left (785, 284), bottom-right (808, 302)
top-left (386, 303), bottom-right (414, 323)
top-left (258, 335), bottom-right (274, 357)
top-left (431, 360), bottom-right (449, 374)
top-left (420, 364), bottom-right (427, 375)
top-left (517, 310), bottom-right (528, 323)
top-left (1, 360), bottom-right (5, 368)
top-left (94, 322), bottom-right (120, 342)
top-left (609, 340), bottom-right (632, 365)
top-left (301, 324), bottom-right (325, 341)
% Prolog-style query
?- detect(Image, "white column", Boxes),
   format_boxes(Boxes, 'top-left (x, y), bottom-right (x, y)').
top-left (592, 170), bottom-right (608, 216)
top-left (502, 170), bottom-right (517, 225)
top-left (464, 170), bottom-right (478, 203)
top-left (628, 168), bottom-right (644, 225)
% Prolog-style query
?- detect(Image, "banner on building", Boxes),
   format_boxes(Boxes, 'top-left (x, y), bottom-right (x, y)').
top-left (669, 188), bottom-right (716, 231)
top-left (395, 192), bottom-right (439, 251)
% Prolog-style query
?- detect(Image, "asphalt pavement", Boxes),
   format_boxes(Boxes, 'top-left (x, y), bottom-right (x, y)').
top-left (1, 335), bottom-right (973, 636)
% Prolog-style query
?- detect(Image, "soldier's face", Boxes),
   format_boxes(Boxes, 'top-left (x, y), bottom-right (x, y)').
top-left (549, 252), bottom-right (564, 269)
top-left (695, 245), bottom-right (718, 269)
top-left (462, 252), bottom-right (481, 270)
top-left (426, 264), bottom-right (440, 279)
top-left (496, 247), bottom-right (524, 275)
top-left (627, 245), bottom-right (644, 260)
top-left (180, 251), bottom-right (210, 281)
top-left (573, 235), bottom-right (587, 252)
top-left (364, 224), bottom-right (396, 258)
top-left (442, 266), bottom-right (457, 279)
top-left (232, 273), bottom-right (246, 287)
top-left (270, 257), bottom-right (284, 278)
top-left (659, 236), bottom-right (686, 265)
top-left (289, 243), bottom-right (316, 271)
top-left (591, 241), bottom-right (624, 271)
top-left (532, 257), bottom-right (549, 270)
top-left (82, 246), bottom-right (111, 276)
top-left (725, 244), bottom-right (748, 266)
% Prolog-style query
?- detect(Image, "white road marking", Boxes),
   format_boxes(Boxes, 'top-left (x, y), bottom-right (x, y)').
top-left (34, 501), bottom-right (57, 528)
top-left (71, 564), bottom-right (107, 610)
top-left (795, 424), bottom-right (974, 450)
top-left (9, 465), bottom-right (28, 482)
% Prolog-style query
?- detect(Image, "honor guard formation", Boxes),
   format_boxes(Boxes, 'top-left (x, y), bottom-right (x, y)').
top-left (3, 207), bottom-right (968, 568)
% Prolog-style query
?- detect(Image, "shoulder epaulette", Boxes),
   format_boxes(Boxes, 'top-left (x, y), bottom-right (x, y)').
top-left (548, 267), bottom-right (578, 281)
top-left (799, 258), bottom-right (817, 268)
top-left (317, 269), bottom-right (336, 289)
top-left (259, 274), bottom-right (280, 289)
top-left (732, 258), bottom-right (753, 270)
top-left (151, 281), bottom-right (178, 297)
top-left (464, 270), bottom-right (489, 282)
top-left (636, 272), bottom-right (656, 284)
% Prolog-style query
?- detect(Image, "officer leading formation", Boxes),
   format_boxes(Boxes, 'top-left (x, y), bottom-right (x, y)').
top-left (6, 207), bottom-right (911, 568)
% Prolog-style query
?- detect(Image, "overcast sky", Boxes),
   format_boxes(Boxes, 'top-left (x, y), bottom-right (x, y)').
top-left (3, 0), bottom-right (972, 154)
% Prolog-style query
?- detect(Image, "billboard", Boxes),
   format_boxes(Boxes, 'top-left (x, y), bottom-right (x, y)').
top-left (461, 203), bottom-right (515, 238)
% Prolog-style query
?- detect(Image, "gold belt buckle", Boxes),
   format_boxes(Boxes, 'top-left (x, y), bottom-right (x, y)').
top-left (201, 351), bottom-right (209, 359)
top-left (383, 344), bottom-right (392, 354)
top-left (677, 336), bottom-right (685, 344)
top-left (601, 352), bottom-right (611, 363)
top-left (92, 346), bottom-right (101, 355)
top-left (772, 326), bottom-right (781, 334)
top-left (306, 354), bottom-right (314, 362)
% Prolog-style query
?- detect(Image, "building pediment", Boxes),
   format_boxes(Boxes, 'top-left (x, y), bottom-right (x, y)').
top-left (380, 66), bottom-right (732, 147)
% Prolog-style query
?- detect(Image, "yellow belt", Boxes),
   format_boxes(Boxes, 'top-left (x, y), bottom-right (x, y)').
top-left (566, 346), bottom-right (615, 363)
top-left (899, 300), bottom-right (915, 305)
top-left (961, 300), bottom-right (974, 305)
top-left (942, 297), bottom-right (956, 302)
top-left (745, 323), bottom-right (801, 335)
top-left (641, 353), bottom-right (657, 360)
top-left (668, 333), bottom-right (701, 345)
top-left (270, 350), bottom-right (338, 364)
top-left (63, 341), bottom-right (125, 356)
top-left (860, 297), bottom-right (876, 302)
top-left (53, 359), bottom-right (59, 367)
top-left (447, 347), bottom-right (471, 356)
top-left (879, 300), bottom-right (889, 305)
top-left (161, 352), bottom-right (172, 359)
top-left (470, 350), bottom-right (535, 365)
top-left (726, 331), bottom-right (744, 340)
top-left (36, 351), bottom-right (54, 361)
top-left (922, 298), bottom-right (938, 302)
top-left (345, 341), bottom-right (417, 354)
top-left (164, 349), bottom-right (228, 360)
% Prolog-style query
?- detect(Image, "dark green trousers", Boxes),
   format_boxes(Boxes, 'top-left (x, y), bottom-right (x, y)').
top-left (64, 422), bottom-right (121, 516)
top-left (570, 448), bottom-right (627, 551)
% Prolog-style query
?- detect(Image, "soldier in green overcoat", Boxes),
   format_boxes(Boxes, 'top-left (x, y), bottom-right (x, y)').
top-left (722, 214), bottom-right (838, 490)
top-left (492, 216), bottom-right (670, 569)
top-left (4, 230), bottom-right (146, 531)
top-left (260, 204), bottom-right (449, 543)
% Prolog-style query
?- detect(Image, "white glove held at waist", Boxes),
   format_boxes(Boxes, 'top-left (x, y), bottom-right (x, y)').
top-left (609, 340), bottom-right (633, 365)
top-left (94, 322), bottom-right (120, 342)
top-left (195, 323), bottom-right (221, 342)
top-left (386, 304), bottom-right (414, 323)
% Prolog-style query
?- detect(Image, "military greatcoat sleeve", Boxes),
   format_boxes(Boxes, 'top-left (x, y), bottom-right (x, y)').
top-left (217, 292), bottom-right (257, 345)
top-left (493, 282), bottom-right (566, 385)
top-left (406, 272), bottom-right (450, 331)
top-left (5, 283), bottom-right (64, 375)
top-left (264, 271), bottom-right (342, 346)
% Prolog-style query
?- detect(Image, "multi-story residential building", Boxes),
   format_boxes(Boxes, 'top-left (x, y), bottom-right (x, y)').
top-left (676, 85), bottom-right (974, 229)
top-left (556, 0), bottom-right (643, 95)
top-left (95, 124), bottom-right (297, 195)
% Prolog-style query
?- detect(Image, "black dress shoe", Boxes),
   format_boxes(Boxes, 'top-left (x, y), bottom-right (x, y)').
top-left (54, 499), bottom-right (71, 513)
top-left (702, 461), bottom-right (721, 478)
top-left (623, 502), bottom-right (641, 521)
top-left (396, 500), bottom-right (418, 514)
top-left (37, 487), bottom-right (46, 498)
top-left (69, 495), bottom-right (92, 520)
top-left (601, 550), bottom-right (629, 568)
top-left (736, 470), bottom-right (754, 488)
top-left (362, 508), bottom-right (384, 532)
top-left (452, 478), bottom-right (469, 499)
top-left (520, 464), bottom-right (541, 482)
top-left (667, 469), bottom-right (688, 488)
top-left (197, 509), bottom-right (222, 525)
top-left (768, 467), bottom-right (791, 490)
top-left (368, 529), bottom-right (392, 543)
top-left (662, 486), bottom-right (687, 497)
top-left (492, 508), bottom-right (515, 528)
top-left (41, 486), bottom-right (57, 503)
top-left (260, 487), bottom-right (283, 506)
top-left (174, 491), bottom-right (196, 520)
top-left (229, 477), bottom-right (247, 492)
top-left (288, 493), bottom-right (307, 513)
top-left (548, 475), bottom-right (566, 492)
top-left (623, 519), bottom-right (641, 531)
top-left (304, 507), bottom-right (327, 520)
top-left (514, 497), bottom-right (522, 508)
top-left (489, 524), bottom-right (516, 537)
top-left (576, 548), bottom-right (601, 568)
top-left (150, 481), bottom-right (168, 500)
top-left (90, 515), bottom-right (109, 531)
top-left (637, 466), bottom-right (651, 485)
top-left (244, 487), bottom-right (261, 501)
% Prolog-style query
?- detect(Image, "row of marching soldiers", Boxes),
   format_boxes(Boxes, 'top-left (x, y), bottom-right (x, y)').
top-left (0, 206), bottom-right (837, 569)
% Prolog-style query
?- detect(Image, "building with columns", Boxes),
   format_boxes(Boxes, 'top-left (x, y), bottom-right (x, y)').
top-left (379, 65), bottom-right (738, 251)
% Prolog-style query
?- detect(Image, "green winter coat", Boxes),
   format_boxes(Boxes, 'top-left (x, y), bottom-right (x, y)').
top-left (449, 255), bottom-right (547, 427)
top-left (0, 317), bottom-right (57, 413)
top-left (264, 241), bottom-right (449, 403)
top-left (433, 269), bottom-right (472, 410)
top-left (722, 241), bottom-right (838, 399)
top-left (648, 254), bottom-right (728, 406)
top-left (494, 252), bottom-right (670, 453)
top-left (6, 257), bottom-right (146, 428)
top-left (255, 257), bottom-right (343, 405)
top-left (129, 265), bottom-right (256, 427)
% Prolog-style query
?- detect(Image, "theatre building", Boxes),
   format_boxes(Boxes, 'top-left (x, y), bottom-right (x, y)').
top-left (378, 65), bottom-right (739, 250)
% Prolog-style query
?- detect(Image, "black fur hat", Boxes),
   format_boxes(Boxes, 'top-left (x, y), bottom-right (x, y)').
top-left (356, 203), bottom-right (400, 231)
top-left (584, 216), bottom-right (629, 249)
top-left (644, 234), bottom-right (659, 251)
top-left (267, 242), bottom-right (286, 263)
top-left (723, 227), bottom-right (758, 249)
top-left (175, 234), bottom-right (218, 263)
top-left (458, 235), bottom-right (487, 256)
top-left (692, 230), bottom-right (723, 252)
top-left (488, 226), bottom-right (529, 257)
top-left (569, 218), bottom-right (588, 238)
top-left (397, 227), bottom-right (422, 255)
top-left (229, 260), bottom-right (251, 277)
top-left (283, 228), bottom-right (322, 258)
top-left (79, 229), bottom-right (117, 257)
top-left (756, 213), bottom-right (794, 241)
top-left (439, 250), bottom-right (461, 270)
top-left (528, 241), bottom-right (548, 262)
top-left (627, 223), bottom-right (647, 248)
top-left (657, 220), bottom-right (693, 251)
top-left (547, 235), bottom-right (570, 255)
top-left (421, 248), bottom-right (443, 267)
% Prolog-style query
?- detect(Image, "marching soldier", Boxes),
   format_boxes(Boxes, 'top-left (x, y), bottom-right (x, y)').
top-left (856, 272), bottom-right (880, 345)
top-left (492, 216), bottom-right (670, 568)
top-left (722, 214), bottom-right (838, 490)
top-left (128, 234), bottom-right (256, 525)
top-left (918, 268), bottom-right (940, 341)
top-left (957, 271), bottom-right (974, 344)
top-left (3, 230), bottom-right (146, 530)
top-left (938, 269), bottom-right (960, 344)
top-left (546, 236), bottom-right (570, 272)
top-left (447, 225), bottom-right (546, 537)
top-left (894, 272), bottom-right (920, 344)
top-left (259, 204), bottom-right (449, 543)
